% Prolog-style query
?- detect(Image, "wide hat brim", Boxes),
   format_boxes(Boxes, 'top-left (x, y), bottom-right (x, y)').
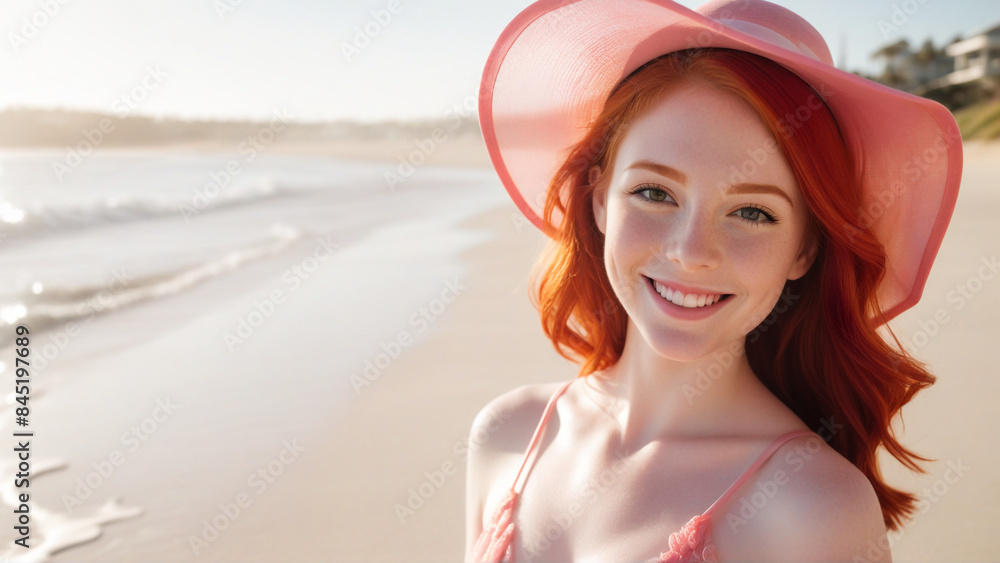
top-left (479, 0), bottom-right (963, 326)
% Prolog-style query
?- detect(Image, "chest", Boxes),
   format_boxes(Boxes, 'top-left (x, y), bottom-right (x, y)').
top-left (502, 436), bottom-right (750, 562)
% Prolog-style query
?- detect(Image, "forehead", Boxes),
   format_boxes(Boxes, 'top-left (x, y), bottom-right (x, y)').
top-left (611, 82), bottom-right (798, 192)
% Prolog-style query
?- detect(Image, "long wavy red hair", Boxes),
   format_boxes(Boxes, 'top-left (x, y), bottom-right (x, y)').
top-left (529, 47), bottom-right (936, 532)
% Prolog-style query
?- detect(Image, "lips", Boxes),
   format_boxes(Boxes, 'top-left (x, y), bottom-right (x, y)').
top-left (644, 276), bottom-right (732, 309)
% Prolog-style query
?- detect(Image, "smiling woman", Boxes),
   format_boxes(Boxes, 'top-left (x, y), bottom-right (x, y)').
top-left (467, 1), bottom-right (962, 562)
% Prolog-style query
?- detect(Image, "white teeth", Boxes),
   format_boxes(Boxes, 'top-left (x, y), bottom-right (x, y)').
top-left (652, 279), bottom-right (724, 309)
top-left (670, 291), bottom-right (685, 307)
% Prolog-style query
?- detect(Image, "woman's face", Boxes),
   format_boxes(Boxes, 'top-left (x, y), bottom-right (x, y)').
top-left (592, 80), bottom-right (818, 361)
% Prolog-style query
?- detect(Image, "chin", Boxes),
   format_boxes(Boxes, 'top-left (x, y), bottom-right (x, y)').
top-left (639, 327), bottom-right (721, 363)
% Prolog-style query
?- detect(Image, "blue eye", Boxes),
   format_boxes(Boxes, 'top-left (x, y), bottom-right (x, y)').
top-left (627, 184), bottom-right (780, 226)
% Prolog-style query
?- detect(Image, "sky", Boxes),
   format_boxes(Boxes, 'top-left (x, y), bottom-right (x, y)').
top-left (1, 0), bottom-right (998, 123)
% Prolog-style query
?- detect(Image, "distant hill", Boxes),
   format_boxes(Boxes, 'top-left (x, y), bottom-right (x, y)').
top-left (0, 108), bottom-right (482, 148)
top-left (954, 99), bottom-right (1000, 140)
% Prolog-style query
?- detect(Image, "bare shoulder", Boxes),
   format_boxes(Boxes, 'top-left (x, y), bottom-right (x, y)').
top-left (717, 434), bottom-right (891, 562)
top-left (467, 379), bottom-right (570, 460)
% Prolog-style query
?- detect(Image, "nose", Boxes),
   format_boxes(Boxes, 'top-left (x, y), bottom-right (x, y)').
top-left (660, 210), bottom-right (723, 272)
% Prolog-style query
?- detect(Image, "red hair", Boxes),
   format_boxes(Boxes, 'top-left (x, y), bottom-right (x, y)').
top-left (529, 48), bottom-right (936, 532)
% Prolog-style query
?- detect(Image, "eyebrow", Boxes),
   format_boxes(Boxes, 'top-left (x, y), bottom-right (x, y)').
top-left (625, 160), bottom-right (794, 208)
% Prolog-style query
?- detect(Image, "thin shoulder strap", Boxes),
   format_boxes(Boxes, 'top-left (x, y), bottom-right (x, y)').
top-left (702, 429), bottom-right (819, 517)
top-left (508, 378), bottom-right (577, 494)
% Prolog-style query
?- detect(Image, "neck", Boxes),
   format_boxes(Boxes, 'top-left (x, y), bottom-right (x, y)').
top-left (581, 318), bottom-right (768, 451)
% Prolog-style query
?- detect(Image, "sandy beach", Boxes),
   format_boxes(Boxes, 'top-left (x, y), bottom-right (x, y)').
top-left (0, 135), bottom-right (994, 562)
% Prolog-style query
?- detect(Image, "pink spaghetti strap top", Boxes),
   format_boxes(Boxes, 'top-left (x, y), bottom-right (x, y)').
top-left (470, 378), bottom-right (818, 563)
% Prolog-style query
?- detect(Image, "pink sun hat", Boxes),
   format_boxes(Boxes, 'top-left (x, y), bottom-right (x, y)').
top-left (479, 0), bottom-right (963, 325)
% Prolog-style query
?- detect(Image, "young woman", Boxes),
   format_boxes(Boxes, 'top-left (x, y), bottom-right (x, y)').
top-left (466, 1), bottom-right (962, 561)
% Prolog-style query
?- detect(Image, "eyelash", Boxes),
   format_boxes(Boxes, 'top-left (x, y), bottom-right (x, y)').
top-left (627, 184), bottom-right (780, 226)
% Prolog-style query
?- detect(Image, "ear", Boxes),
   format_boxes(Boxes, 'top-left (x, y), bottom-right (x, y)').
top-left (590, 166), bottom-right (608, 235)
top-left (787, 232), bottom-right (819, 281)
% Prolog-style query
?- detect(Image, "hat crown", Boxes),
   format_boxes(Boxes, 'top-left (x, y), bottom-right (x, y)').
top-left (697, 0), bottom-right (833, 65)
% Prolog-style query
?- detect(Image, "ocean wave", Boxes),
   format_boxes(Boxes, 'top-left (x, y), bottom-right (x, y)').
top-left (0, 178), bottom-right (290, 238)
top-left (0, 224), bottom-right (306, 344)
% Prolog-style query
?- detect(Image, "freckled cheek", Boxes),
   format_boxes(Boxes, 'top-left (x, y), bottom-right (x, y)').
top-left (727, 236), bottom-right (800, 293)
top-left (606, 204), bottom-right (662, 240)
top-left (604, 212), bottom-right (661, 266)
top-left (600, 213), bottom-right (658, 297)
top-left (725, 237), bottom-right (773, 266)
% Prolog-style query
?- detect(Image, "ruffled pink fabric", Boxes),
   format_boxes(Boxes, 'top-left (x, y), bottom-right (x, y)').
top-left (473, 492), bottom-right (718, 563)
top-left (471, 488), bottom-right (518, 562)
top-left (653, 514), bottom-right (719, 563)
